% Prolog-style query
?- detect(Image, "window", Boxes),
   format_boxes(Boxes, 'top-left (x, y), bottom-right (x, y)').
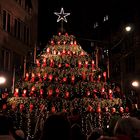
top-left (2, 10), bottom-right (6, 30)
top-left (23, 25), bottom-right (30, 45)
top-left (1, 49), bottom-right (11, 71)
top-left (23, 25), bottom-right (26, 43)
top-left (2, 10), bottom-right (11, 33)
top-left (14, 19), bottom-right (22, 40)
top-left (26, 27), bottom-right (30, 45)
top-left (17, 20), bottom-right (21, 39)
top-left (14, 19), bottom-right (18, 37)
top-left (19, 0), bottom-right (21, 5)
top-left (1, 50), bottom-right (5, 70)
top-left (7, 13), bottom-right (11, 32)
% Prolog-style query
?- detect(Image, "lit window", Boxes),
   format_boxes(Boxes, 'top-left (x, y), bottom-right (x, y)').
top-left (103, 15), bottom-right (109, 22)
top-left (94, 22), bottom-right (98, 28)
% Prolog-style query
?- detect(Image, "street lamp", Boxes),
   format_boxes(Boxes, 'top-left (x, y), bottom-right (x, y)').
top-left (125, 26), bottom-right (132, 32)
top-left (0, 76), bottom-right (6, 85)
top-left (131, 80), bottom-right (139, 110)
top-left (111, 25), bottom-right (132, 50)
top-left (132, 81), bottom-right (139, 87)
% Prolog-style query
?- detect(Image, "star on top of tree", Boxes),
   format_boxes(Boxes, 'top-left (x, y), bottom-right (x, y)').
top-left (54, 8), bottom-right (70, 23)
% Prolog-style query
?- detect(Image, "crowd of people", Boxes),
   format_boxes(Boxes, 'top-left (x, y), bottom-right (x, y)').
top-left (0, 109), bottom-right (140, 140)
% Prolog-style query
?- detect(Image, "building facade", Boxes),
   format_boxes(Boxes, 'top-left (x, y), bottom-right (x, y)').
top-left (109, 17), bottom-right (140, 108)
top-left (91, 9), bottom-right (140, 108)
top-left (0, 0), bottom-right (38, 89)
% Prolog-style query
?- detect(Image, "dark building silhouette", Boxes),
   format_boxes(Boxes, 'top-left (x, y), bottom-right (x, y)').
top-left (0, 0), bottom-right (38, 90)
top-left (91, 1), bottom-right (140, 108)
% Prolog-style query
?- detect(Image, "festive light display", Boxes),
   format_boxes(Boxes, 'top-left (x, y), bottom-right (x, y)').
top-left (54, 7), bottom-right (70, 23)
top-left (6, 32), bottom-right (129, 139)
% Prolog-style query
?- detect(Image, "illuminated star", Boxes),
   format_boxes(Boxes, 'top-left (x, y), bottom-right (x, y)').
top-left (54, 8), bottom-right (70, 23)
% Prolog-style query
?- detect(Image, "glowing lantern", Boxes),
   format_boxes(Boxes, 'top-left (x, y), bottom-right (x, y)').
top-left (78, 61), bottom-right (82, 68)
top-left (51, 40), bottom-right (54, 45)
top-left (62, 108), bottom-right (67, 112)
top-left (31, 86), bottom-right (35, 92)
top-left (112, 107), bottom-right (116, 113)
top-left (98, 75), bottom-right (101, 81)
top-left (53, 50), bottom-right (57, 55)
top-left (63, 41), bottom-right (66, 45)
top-left (80, 51), bottom-right (84, 56)
top-left (25, 73), bottom-right (29, 81)
top-left (97, 106), bottom-right (101, 113)
top-left (36, 59), bottom-right (40, 67)
top-left (14, 88), bottom-right (19, 97)
top-left (58, 32), bottom-right (61, 36)
top-left (58, 63), bottom-right (62, 68)
top-left (105, 107), bottom-right (108, 112)
top-left (103, 72), bottom-right (107, 82)
top-left (109, 89), bottom-right (112, 94)
top-left (40, 104), bottom-right (45, 110)
top-left (67, 51), bottom-right (71, 55)
top-left (49, 74), bottom-right (53, 81)
top-left (119, 107), bottom-right (124, 113)
top-left (43, 58), bottom-right (46, 67)
top-left (58, 51), bottom-right (61, 55)
top-left (22, 89), bottom-right (27, 97)
top-left (40, 89), bottom-right (44, 95)
top-left (20, 104), bottom-right (24, 111)
top-left (38, 73), bottom-right (41, 78)
top-left (31, 73), bottom-right (35, 82)
top-left (74, 40), bottom-right (77, 45)
top-left (12, 103), bottom-right (16, 110)
top-left (55, 88), bottom-right (60, 93)
top-left (55, 77), bottom-right (58, 81)
top-left (62, 49), bottom-right (66, 54)
top-left (57, 41), bottom-right (60, 45)
top-left (125, 107), bottom-right (129, 113)
top-left (102, 87), bottom-right (105, 93)
top-left (30, 104), bottom-right (34, 111)
top-left (63, 77), bottom-right (67, 82)
top-left (48, 89), bottom-right (53, 96)
top-left (50, 59), bottom-right (54, 67)
top-left (92, 60), bottom-right (95, 69)
top-left (86, 91), bottom-right (90, 96)
top-left (51, 106), bottom-right (56, 113)
top-left (46, 48), bottom-right (50, 53)
top-left (65, 63), bottom-right (70, 67)
top-left (85, 61), bottom-right (88, 68)
top-left (82, 72), bottom-right (86, 80)
top-left (65, 33), bottom-right (68, 36)
top-left (2, 104), bottom-right (7, 110)
top-left (70, 41), bottom-right (73, 45)
top-left (44, 73), bottom-right (47, 80)
top-left (65, 92), bottom-right (69, 98)
top-left (87, 105), bottom-right (93, 112)
top-left (71, 75), bottom-right (75, 83)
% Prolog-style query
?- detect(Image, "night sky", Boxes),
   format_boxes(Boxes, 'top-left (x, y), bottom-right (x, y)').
top-left (38, 0), bottom-right (139, 50)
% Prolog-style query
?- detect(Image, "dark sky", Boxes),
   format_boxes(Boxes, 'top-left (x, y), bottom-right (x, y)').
top-left (38, 0), bottom-right (139, 47)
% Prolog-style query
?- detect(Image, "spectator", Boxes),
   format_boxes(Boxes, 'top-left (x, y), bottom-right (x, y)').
top-left (71, 123), bottom-right (86, 140)
top-left (88, 128), bottom-right (103, 140)
top-left (0, 113), bottom-right (15, 140)
top-left (68, 108), bottom-right (81, 126)
top-left (14, 129), bottom-right (25, 140)
top-left (40, 113), bottom-right (71, 140)
top-left (114, 116), bottom-right (140, 140)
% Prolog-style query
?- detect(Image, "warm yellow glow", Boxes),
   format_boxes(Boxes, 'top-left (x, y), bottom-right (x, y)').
top-left (0, 76), bottom-right (6, 84)
top-left (125, 26), bottom-right (131, 32)
top-left (132, 81), bottom-right (139, 87)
